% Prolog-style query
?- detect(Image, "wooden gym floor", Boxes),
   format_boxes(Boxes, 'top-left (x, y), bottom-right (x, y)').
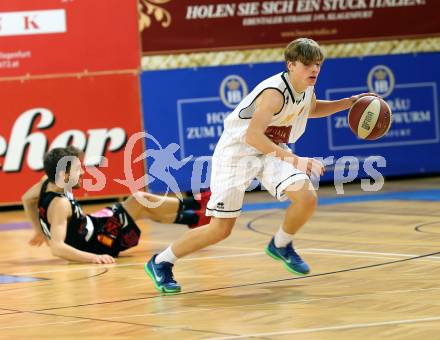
top-left (1, 177), bottom-right (440, 339)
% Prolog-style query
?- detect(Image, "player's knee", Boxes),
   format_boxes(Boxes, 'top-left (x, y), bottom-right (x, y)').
top-left (301, 189), bottom-right (318, 209)
top-left (210, 224), bottom-right (233, 242)
top-left (286, 186), bottom-right (317, 210)
top-left (220, 226), bottom-right (233, 240)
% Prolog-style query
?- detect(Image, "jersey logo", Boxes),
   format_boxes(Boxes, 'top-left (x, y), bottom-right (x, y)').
top-left (120, 213), bottom-right (129, 228)
top-left (72, 202), bottom-right (83, 219)
top-left (120, 229), bottom-right (140, 249)
top-left (279, 106), bottom-right (305, 125)
top-left (39, 218), bottom-right (51, 239)
top-left (264, 125), bottom-right (292, 144)
top-left (280, 113), bottom-right (294, 125)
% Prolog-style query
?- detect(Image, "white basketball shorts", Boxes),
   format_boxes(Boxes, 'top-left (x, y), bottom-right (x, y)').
top-left (206, 151), bottom-right (309, 218)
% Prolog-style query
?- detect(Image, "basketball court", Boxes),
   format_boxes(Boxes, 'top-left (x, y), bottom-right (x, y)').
top-left (1, 177), bottom-right (440, 339)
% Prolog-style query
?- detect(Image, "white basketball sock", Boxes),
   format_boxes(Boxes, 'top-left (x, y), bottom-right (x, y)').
top-left (274, 226), bottom-right (294, 248)
top-left (155, 245), bottom-right (178, 264)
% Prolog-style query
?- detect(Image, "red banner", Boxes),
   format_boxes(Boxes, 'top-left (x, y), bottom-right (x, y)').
top-left (0, 74), bottom-right (145, 205)
top-left (140, 0), bottom-right (440, 54)
top-left (0, 0), bottom-right (140, 77)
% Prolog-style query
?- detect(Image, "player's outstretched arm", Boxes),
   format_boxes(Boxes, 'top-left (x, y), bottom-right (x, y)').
top-left (22, 176), bottom-right (48, 246)
top-left (310, 93), bottom-right (377, 118)
top-left (48, 197), bottom-right (115, 264)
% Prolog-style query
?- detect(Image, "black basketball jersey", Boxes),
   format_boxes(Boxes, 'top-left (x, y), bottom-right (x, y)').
top-left (38, 180), bottom-right (94, 252)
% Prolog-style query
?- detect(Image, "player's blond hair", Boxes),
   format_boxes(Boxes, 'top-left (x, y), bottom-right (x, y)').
top-left (284, 38), bottom-right (325, 65)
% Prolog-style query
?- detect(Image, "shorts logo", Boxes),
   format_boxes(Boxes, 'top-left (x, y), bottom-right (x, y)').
top-left (216, 202), bottom-right (225, 210)
top-left (220, 75), bottom-right (248, 109)
top-left (120, 229), bottom-right (140, 248)
top-left (367, 65), bottom-right (395, 98)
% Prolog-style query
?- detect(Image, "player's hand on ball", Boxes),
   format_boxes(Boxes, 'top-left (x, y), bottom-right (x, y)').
top-left (92, 254), bottom-right (115, 264)
top-left (295, 157), bottom-right (325, 177)
top-left (349, 92), bottom-right (378, 105)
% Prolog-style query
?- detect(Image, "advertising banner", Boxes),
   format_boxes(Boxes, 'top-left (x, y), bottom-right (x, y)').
top-left (0, 0), bottom-right (140, 77)
top-left (141, 52), bottom-right (440, 193)
top-left (0, 73), bottom-right (145, 205)
top-left (140, 0), bottom-right (440, 54)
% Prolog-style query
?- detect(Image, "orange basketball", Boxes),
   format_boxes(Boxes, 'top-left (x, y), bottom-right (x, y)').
top-left (348, 95), bottom-right (392, 140)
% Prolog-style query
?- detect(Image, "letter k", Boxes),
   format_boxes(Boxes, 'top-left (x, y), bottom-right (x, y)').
top-left (24, 15), bottom-right (39, 30)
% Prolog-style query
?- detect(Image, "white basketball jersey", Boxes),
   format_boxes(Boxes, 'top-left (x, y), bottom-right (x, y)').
top-left (220, 72), bottom-right (314, 146)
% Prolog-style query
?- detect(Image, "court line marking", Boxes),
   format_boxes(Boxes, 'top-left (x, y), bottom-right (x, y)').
top-left (0, 319), bottom-right (86, 330)
top-left (241, 189), bottom-right (440, 212)
top-left (30, 249), bottom-right (440, 312)
top-left (139, 239), bottom-right (262, 251)
top-left (101, 285), bottom-right (440, 319)
top-left (0, 310), bottom-right (238, 337)
top-left (9, 247), bottom-right (440, 276)
top-left (0, 308), bottom-right (238, 337)
top-left (303, 251), bottom-right (440, 263)
top-left (3, 285), bottom-right (440, 332)
top-left (308, 248), bottom-right (440, 260)
top-left (11, 252), bottom-right (264, 276)
top-left (207, 316), bottom-right (440, 339)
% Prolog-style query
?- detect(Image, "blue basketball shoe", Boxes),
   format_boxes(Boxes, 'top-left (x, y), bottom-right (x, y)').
top-left (145, 254), bottom-right (181, 293)
top-left (265, 237), bottom-right (310, 275)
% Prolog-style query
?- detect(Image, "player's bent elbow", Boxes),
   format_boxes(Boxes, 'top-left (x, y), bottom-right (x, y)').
top-left (21, 193), bottom-right (30, 203)
top-left (50, 246), bottom-right (59, 258)
top-left (49, 242), bottom-right (64, 258)
top-left (22, 193), bottom-right (37, 204)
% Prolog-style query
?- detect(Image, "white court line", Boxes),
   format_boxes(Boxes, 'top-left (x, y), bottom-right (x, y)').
top-left (0, 319), bottom-right (85, 330)
top-left (12, 252), bottom-right (264, 276)
top-left (139, 239), bottom-right (262, 251)
top-left (102, 286), bottom-right (440, 321)
top-left (307, 248), bottom-right (440, 260)
top-left (207, 316), bottom-right (440, 340)
top-left (10, 247), bottom-right (440, 276)
top-left (303, 251), bottom-right (440, 263)
top-left (3, 286), bottom-right (440, 332)
top-left (304, 252), bottom-right (404, 261)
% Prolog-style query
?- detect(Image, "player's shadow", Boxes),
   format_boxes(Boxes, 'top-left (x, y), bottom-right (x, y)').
top-left (175, 284), bottom-right (308, 308)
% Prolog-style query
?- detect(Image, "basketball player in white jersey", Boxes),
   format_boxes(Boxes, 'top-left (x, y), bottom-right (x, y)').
top-left (145, 38), bottom-right (375, 293)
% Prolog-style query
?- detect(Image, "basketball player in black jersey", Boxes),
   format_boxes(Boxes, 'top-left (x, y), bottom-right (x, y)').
top-left (22, 146), bottom-right (211, 264)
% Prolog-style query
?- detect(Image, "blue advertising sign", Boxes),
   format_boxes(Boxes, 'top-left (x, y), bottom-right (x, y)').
top-left (326, 66), bottom-right (439, 150)
top-left (141, 52), bottom-right (440, 193)
top-left (141, 64), bottom-right (280, 193)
